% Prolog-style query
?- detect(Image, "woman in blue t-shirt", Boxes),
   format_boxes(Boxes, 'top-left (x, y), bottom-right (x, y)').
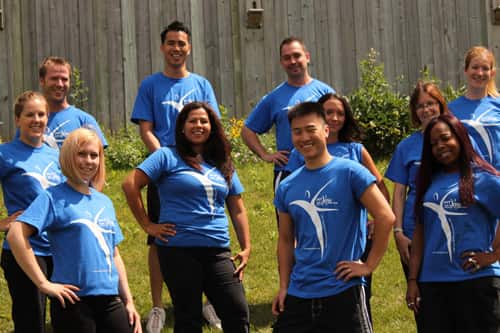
top-left (407, 114), bottom-right (500, 332)
top-left (448, 46), bottom-right (500, 170)
top-left (0, 91), bottom-right (64, 333)
top-left (7, 128), bottom-right (141, 333)
top-left (386, 81), bottom-right (449, 271)
top-left (122, 102), bottom-right (251, 332)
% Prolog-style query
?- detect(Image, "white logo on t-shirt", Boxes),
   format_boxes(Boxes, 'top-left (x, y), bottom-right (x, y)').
top-left (161, 89), bottom-right (195, 112)
top-left (22, 162), bottom-right (59, 189)
top-left (423, 183), bottom-right (466, 262)
top-left (179, 168), bottom-right (227, 215)
top-left (70, 207), bottom-right (115, 276)
top-left (291, 179), bottom-right (338, 258)
top-left (462, 107), bottom-right (500, 163)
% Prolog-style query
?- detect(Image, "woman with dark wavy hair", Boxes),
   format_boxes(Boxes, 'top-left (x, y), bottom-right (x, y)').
top-left (406, 114), bottom-right (500, 333)
top-left (123, 102), bottom-right (251, 332)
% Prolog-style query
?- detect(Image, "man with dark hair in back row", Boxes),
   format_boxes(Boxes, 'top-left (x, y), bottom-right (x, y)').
top-left (130, 20), bottom-right (220, 333)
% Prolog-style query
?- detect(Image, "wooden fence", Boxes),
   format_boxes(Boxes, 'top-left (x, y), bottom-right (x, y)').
top-left (1, 0), bottom-right (499, 139)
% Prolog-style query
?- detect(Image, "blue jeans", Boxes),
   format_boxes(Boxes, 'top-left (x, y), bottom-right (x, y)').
top-left (273, 286), bottom-right (372, 333)
top-left (158, 246), bottom-right (249, 333)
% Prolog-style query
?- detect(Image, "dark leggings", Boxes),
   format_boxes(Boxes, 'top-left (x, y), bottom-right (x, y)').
top-left (50, 295), bottom-right (133, 333)
top-left (158, 246), bottom-right (250, 333)
top-left (0, 249), bottom-right (52, 333)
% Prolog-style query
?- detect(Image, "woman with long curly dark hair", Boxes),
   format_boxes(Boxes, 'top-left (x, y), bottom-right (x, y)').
top-left (123, 102), bottom-right (251, 332)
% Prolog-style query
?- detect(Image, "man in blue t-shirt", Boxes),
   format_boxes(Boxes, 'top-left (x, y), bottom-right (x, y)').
top-left (38, 57), bottom-right (108, 149)
top-left (272, 102), bottom-right (394, 333)
top-left (241, 37), bottom-right (335, 192)
top-left (130, 21), bottom-right (221, 332)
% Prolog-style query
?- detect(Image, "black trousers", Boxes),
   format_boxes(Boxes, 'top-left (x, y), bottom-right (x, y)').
top-left (1, 249), bottom-right (53, 333)
top-left (272, 286), bottom-right (372, 333)
top-left (50, 295), bottom-right (133, 333)
top-left (419, 277), bottom-right (500, 333)
top-left (157, 246), bottom-right (249, 333)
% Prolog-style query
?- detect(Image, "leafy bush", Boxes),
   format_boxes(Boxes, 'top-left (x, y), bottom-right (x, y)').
top-left (69, 66), bottom-right (89, 110)
top-left (419, 66), bottom-right (466, 102)
top-left (105, 127), bottom-right (148, 169)
top-left (348, 49), bottom-right (410, 157)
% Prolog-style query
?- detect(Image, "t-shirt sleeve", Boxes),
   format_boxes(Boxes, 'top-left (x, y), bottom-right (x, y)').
top-left (131, 80), bottom-right (154, 123)
top-left (81, 115), bottom-right (108, 148)
top-left (137, 148), bottom-right (171, 182)
top-left (350, 163), bottom-right (377, 199)
top-left (475, 171), bottom-right (500, 217)
top-left (274, 181), bottom-right (289, 213)
top-left (244, 95), bottom-right (273, 134)
top-left (228, 171), bottom-right (244, 195)
top-left (204, 81), bottom-right (220, 117)
top-left (285, 148), bottom-right (304, 173)
top-left (16, 191), bottom-right (55, 235)
top-left (385, 143), bottom-right (409, 185)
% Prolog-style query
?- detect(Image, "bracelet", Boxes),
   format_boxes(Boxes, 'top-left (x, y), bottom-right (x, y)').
top-left (393, 227), bottom-right (404, 234)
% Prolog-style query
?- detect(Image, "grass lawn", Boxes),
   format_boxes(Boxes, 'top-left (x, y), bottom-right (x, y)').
top-left (0, 160), bottom-right (416, 332)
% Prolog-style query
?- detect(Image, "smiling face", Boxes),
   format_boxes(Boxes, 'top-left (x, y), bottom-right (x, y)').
top-left (430, 121), bottom-right (461, 172)
top-left (161, 30), bottom-right (191, 69)
top-left (291, 113), bottom-right (329, 163)
top-left (465, 54), bottom-right (495, 92)
top-left (323, 98), bottom-right (345, 136)
top-left (16, 97), bottom-right (48, 146)
top-left (280, 41), bottom-right (310, 80)
top-left (39, 63), bottom-right (70, 105)
top-left (75, 140), bottom-right (100, 184)
top-left (416, 92), bottom-right (441, 130)
top-left (183, 108), bottom-right (211, 151)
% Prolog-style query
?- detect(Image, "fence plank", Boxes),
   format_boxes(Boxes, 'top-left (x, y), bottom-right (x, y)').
top-left (121, 0), bottom-right (138, 127)
top-left (216, 0), bottom-right (235, 110)
top-left (78, 0), bottom-right (96, 113)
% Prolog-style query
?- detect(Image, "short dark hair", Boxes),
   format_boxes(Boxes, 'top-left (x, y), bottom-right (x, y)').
top-left (288, 102), bottom-right (326, 124)
top-left (39, 56), bottom-right (71, 79)
top-left (279, 36), bottom-right (306, 56)
top-left (161, 20), bottom-right (191, 44)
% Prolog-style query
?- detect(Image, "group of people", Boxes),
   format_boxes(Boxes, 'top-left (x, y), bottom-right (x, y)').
top-left (0, 18), bottom-right (499, 333)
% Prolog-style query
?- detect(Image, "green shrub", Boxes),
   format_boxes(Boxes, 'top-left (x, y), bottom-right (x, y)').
top-left (69, 67), bottom-right (89, 110)
top-left (418, 66), bottom-right (466, 102)
top-left (349, 49), bottom-right (410, 157)
top-left (105, 127), bottom-right (148, 169)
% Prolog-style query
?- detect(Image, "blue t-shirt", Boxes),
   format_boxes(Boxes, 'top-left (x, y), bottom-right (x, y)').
top-left (449, 96), bottom-right (500, 169)
top-left (385, 131), bottom-right (423, 239)
top-left (285, 142), bottom-right (363, 173)
top-left (44, 105), bottom-right (108, 149)
top-left (138, 148), bottom-right (243, 248)
top-left (419, 169), bottom-right (500, 282)
top-left (274, 157), bottom-right (376, 298)
top-left (17, 183), bottom-right (124, 296)
top-left (0, 139), bottom-right (63, 255)
top-left (131, 72), bottom-right (220, 147)
top-left (244, 80), bottom-right (334, 170)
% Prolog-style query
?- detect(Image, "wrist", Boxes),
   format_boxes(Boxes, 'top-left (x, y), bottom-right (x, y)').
top-left (393, 227), bottom-right (404, 234)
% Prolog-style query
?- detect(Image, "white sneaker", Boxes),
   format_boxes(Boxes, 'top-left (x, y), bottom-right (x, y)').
top-left (202, 301), bottom-right (222, 330)
top-left (146, 306), bottom-right (166, 333)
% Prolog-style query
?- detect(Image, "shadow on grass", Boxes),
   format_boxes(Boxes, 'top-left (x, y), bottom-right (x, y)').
top-left (154, 303), bottom-right (276, 331)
